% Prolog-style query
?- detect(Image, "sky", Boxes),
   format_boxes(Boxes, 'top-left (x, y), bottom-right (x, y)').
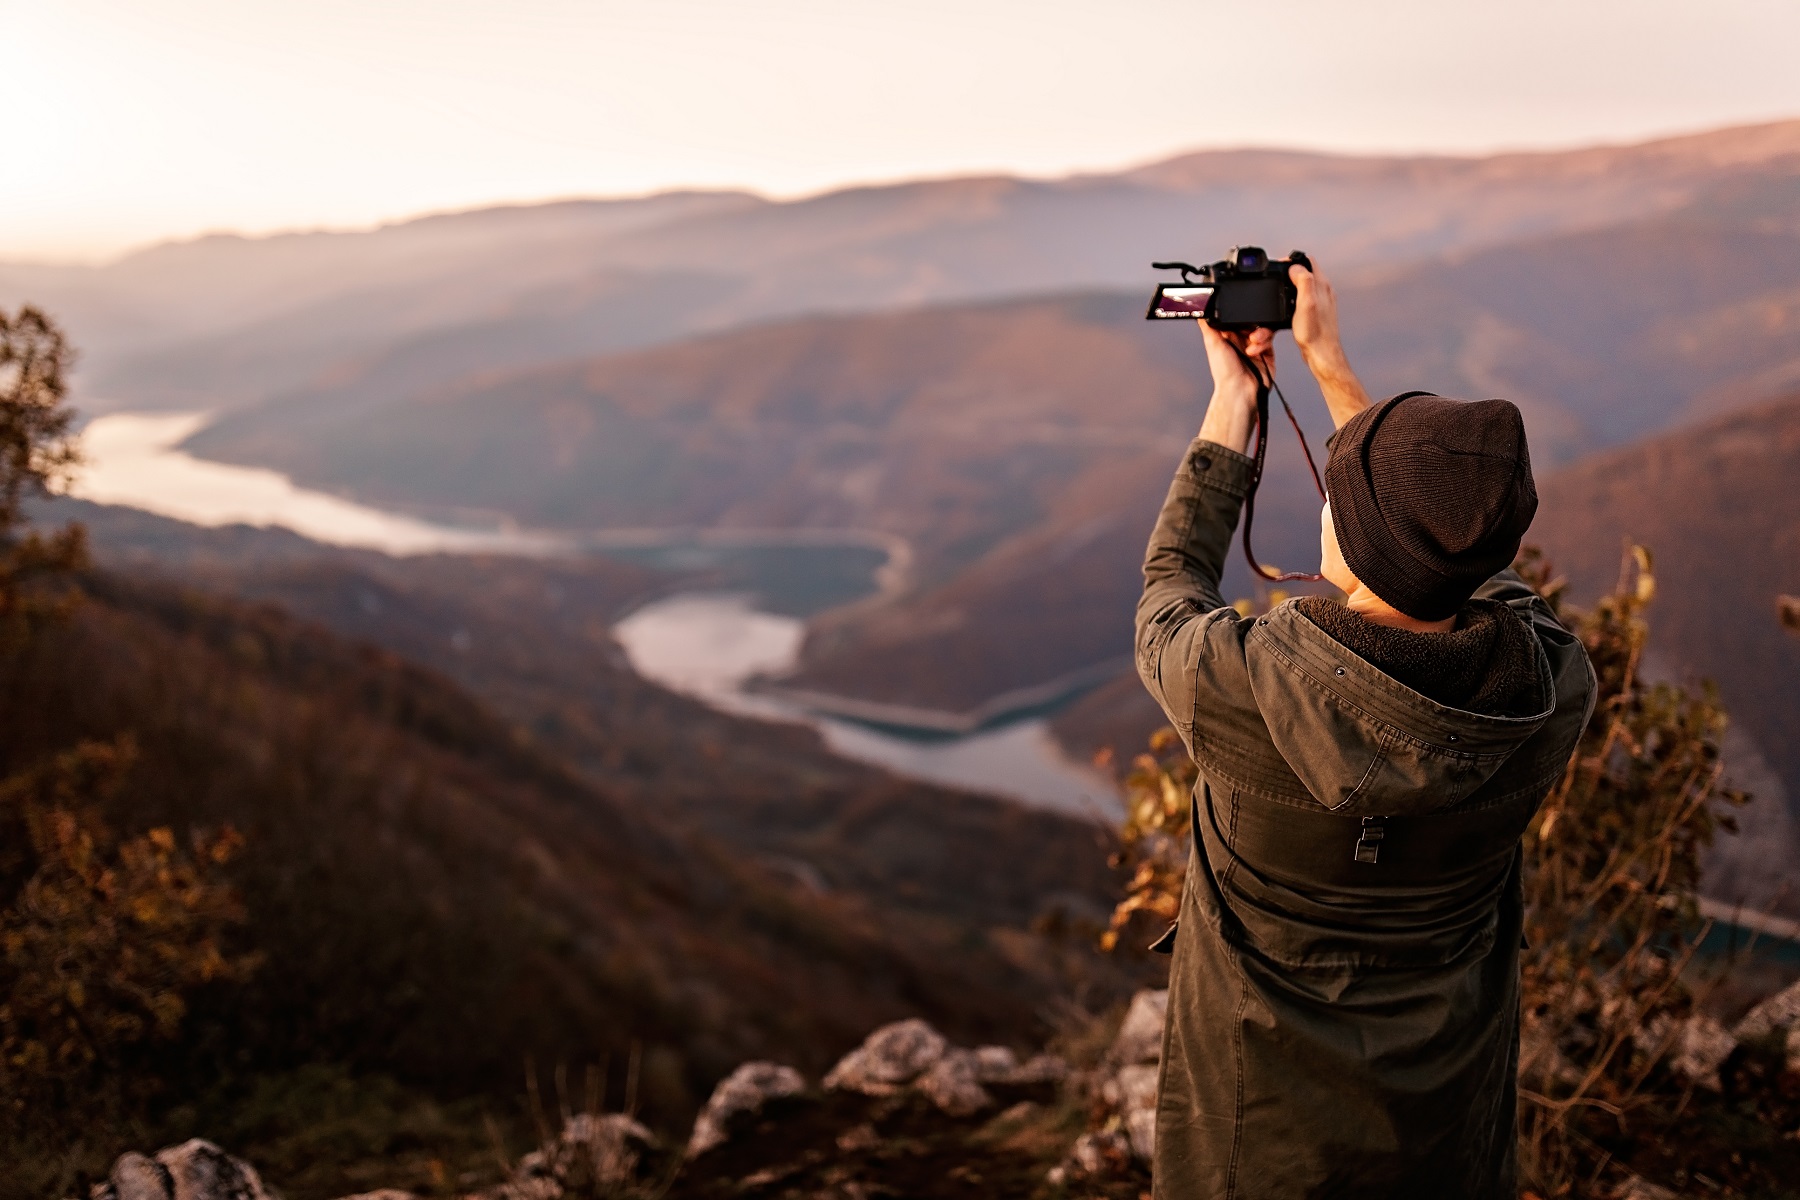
top-left (7, 0), bottom-right (1800, 262)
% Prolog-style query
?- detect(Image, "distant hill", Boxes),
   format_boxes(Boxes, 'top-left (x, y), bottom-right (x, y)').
top-left (1530, 391), bottom-right (1800, 803)
top-left (179, 147), bottom-right (1800, 722)
top-left (9, 120), bottom-right (1800, 419)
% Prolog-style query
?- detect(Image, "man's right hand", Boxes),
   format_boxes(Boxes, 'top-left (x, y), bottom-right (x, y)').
top-left (1289, 262), bottom-right (1374, 428)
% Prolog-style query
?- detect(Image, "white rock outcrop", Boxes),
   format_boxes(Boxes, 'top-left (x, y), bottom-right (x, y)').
top-left (686, 1061), bottom-right (808, 1157)
top-left (915, 1049), bottom-right (993, 1117)
top-left (818, 1020), bottom-right (1067, 1116)
top-left (1105, 1062), bottom-right (1160, 1160)
top-left (1046, 1128), bottom-right (1132, 1185)
top-left (1079, 988), bottom-right (1169, 1164)
top-left (1109, 988), bottom-right (1168, 1066)
top-left (1734, 977), bottom-right (1800, 1043)
top-left (1637, 1013), bottom-right (1738, 1090)
top-left (972, 1045), bottom-right (1069, 1085)
top-left (93, 1141), bottom-right (274, 1200)
top-left (823, 1018), bottom-right (949, 1095)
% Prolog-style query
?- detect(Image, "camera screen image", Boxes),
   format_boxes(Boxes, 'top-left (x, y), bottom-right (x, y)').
top-left (1150, 284), bottom-right (1215, 318)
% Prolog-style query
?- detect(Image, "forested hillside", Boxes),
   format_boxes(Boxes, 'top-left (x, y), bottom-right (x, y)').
top-left (8, 561), bottom-right (1115, 1094)
top-left (1531, 392), bottom-right (1800, 801)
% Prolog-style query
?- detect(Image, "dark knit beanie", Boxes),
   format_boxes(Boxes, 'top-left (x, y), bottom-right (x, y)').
top-left (1325, 392), bottom-right (1537, 621)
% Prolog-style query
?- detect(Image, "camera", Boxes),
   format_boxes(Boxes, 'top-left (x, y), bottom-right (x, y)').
top-left (1145, 247), bottom-right (1312, 330)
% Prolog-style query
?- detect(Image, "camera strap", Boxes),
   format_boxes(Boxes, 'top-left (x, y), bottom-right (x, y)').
top-left (1232, 344), bottom-right (1326, 584)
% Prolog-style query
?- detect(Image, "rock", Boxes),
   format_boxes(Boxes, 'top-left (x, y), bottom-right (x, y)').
top-left (331, 1193), bottom-right (420, 1200)
top-left (1613, 1176), bottom-right (1681, 1200)
top-left (159, 1141), bottom-right (274, 1200)
top-left (686, 1061), bottom-right (808, 1157)
top-left (1788, 1025), bottom-right (1800, 1075)
top-left (1101, 1063), bottom-right (1159, 1162)
top-left (1671, 1015), bottom-right (1737, 1090)
top-left (510, 1113), bottom-right (657, 1196)
top-left (1007, 1053), bottom-right (1070, 1084)
top-left (1734, 977), bottom-right (1800, 1042)
top-left (95, 1153), bottom-right (174, 1200)
top-left (92, 1142), bottom-right (274, 1200)
top-left (915, 1049), bottom-right (994, 1116)
top-left (967, 1045), bottom-right (1068, 1085)
top-left (823, 1018), bottom-right (948, 1095)
top-left (1109, 989), bottom-right (1168, 1066)
top-left (1058, 1128), bottom-right (1133, 1178)
top-left (1640, 1013), bottom-right (1736, 1090)
top-left (1122, 1106), bottom-right (1157, 1164)
top-left (969, 1045), bottom-right (1019, 1080)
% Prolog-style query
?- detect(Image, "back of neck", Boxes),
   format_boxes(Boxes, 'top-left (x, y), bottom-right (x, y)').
top-left (1342, 586), bottom-right (1456, 634)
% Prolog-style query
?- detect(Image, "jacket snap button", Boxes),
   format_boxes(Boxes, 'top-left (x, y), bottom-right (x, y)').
top-left (1193, 454), bottom-right (1212, 472)
top-left (1334, 667), bottom-right (1345, 676)
top-left (1448, 734), bottom-right (1459, 742)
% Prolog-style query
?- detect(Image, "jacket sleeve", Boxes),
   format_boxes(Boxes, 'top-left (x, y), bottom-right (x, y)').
top-left (1135, 438), bottom-right (1257, 745)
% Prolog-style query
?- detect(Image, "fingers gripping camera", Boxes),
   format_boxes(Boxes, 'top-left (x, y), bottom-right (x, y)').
top-left (1146, 247), bottom-right (1312, 330)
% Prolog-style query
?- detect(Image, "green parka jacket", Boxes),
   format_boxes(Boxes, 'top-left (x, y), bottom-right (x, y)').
top-left (1135, 437), bottom-right (1596, 1200)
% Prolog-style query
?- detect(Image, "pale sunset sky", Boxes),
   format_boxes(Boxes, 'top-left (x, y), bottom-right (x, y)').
top-left (6, 0), bottom-right (1800, 262)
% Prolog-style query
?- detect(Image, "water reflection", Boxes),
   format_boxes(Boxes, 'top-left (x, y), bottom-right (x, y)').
top-left (614, 592), bottom-right (1119, 818)
top-left (71, 412), bottom-right (560, 555)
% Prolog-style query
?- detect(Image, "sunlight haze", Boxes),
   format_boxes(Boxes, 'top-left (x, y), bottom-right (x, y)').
top-left (7, 0), bottom-right (1800, 261)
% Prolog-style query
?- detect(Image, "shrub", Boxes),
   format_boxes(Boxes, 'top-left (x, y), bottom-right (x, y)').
top-left (0, 738), bottom-right (257, 1117)
top-left (1512, 546), bottom-right (1746, 1194)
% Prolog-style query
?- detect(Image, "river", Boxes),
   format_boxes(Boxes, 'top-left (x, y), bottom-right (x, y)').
top-left (71, 411), bottom-right (1120, 817)
top-left (611, 592), bottom-right (1118, 816)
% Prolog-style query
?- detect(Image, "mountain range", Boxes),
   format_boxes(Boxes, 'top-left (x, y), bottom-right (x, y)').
top-left (9, 118), bottom-right (1800, 920)
top-left (8, 119), bottom-right (1800, 422)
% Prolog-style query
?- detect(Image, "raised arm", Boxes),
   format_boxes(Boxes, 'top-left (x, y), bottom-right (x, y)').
top-left (1289, 263), bottom-right (1373, 429)
top-left (1134, 323), bottom-right (1267, 737)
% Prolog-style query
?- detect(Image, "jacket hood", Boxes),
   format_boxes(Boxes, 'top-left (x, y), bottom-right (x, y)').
top-left (1243, 602), bottom-right (1556, 815)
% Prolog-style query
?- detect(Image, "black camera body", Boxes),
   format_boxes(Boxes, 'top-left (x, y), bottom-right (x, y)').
top-left (1146, 247), bottom-right (1312, 330)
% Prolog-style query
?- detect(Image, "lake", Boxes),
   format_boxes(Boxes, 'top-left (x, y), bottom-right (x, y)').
top-left (73, 411), bottom-right (1121, 817)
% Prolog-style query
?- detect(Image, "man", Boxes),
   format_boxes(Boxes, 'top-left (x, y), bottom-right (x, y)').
top-left (1135, 262), bottom-right (1596, 1199)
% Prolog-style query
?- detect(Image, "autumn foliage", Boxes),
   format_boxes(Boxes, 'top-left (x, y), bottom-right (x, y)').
top-left (0, 307), bottom-right (254, 1123)
top-left (0, 739), bottom-right (256, 1110)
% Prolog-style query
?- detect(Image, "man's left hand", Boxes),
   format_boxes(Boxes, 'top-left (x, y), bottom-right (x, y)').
top-left (1196, 321), bottom-right (1272, 454)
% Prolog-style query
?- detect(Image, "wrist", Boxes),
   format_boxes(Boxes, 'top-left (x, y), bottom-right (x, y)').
top-left (1198, 386), bottom-right (1258, 454)
top-left (1299, 339), bottom-right (1354, 382)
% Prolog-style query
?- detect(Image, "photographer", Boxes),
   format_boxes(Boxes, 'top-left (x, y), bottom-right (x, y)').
top-left (1135, 264), bottom-right (1596, 1199)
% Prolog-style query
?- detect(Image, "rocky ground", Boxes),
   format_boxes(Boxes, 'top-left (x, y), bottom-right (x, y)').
top-left (85, 977), bottom-right (1800, 1200)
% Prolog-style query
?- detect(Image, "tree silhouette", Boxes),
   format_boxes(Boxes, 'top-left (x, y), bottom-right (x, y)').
top-left (0, 308), bottom-right (253, 1133)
